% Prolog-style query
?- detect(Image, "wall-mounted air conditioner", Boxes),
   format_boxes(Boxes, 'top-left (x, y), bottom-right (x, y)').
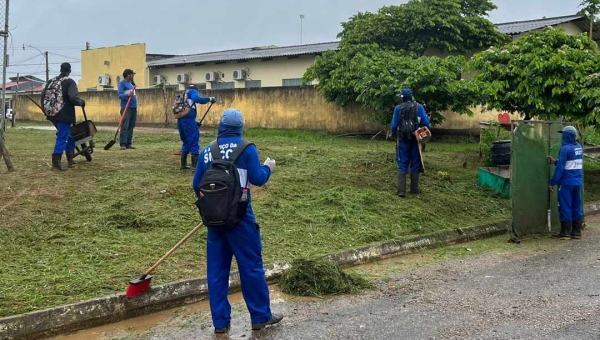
top-left (205, 72), bottom-right (222, 82)
top-left (116, 75), bottom-right (123, 83)
top-left (97, 74), bottom-right (110, 86)
top-left (153, 75), bottom-right (163, 85)
top-left (177, 73), bottom-right (189, 84)
top-left (232, 69), bottom-right (247, 80)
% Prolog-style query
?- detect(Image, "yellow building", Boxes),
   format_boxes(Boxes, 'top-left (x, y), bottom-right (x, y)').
top-left (78, 43), bottom-right (175, 91)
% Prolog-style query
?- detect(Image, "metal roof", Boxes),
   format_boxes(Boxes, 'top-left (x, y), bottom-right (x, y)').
top-left (147, 41), bottom-right (340, 68)
top-left (496, 14), bottom-right (585, 35)
top-left (148, 15), bottom-right (596, 68)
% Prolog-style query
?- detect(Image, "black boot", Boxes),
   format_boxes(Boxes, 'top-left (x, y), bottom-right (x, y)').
top-left (180, 152), bottom-right (190, 170)
top-left (410, 173), bottom-right (420, 194)
top-left (572, 219), bottom-right (583, 240)
top-left (397, 173), bottom-right (407, 197)
top-left (191, 154), bottom-right (199, 169)
top-left (553, 221), bottom-right (572, 240)
top-left (51, 153), bottom-right (66, 171)
top-left (65, 150), bottom-right (76, 168)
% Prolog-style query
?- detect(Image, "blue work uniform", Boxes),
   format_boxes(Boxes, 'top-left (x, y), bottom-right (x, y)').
top-left (117, 81), bottom-right (137, 148)
top-left (178, 89), bottom-right (210, 155)
top-left (549, 131), bottom-right (584, 222)
top-left (192, 122), bottom-right (273, 330)
top-left (390, 102), bottom-right (431, 174)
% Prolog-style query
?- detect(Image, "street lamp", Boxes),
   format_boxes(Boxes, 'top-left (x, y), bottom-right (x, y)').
top-left (22, 44), bottom-right (48, 82)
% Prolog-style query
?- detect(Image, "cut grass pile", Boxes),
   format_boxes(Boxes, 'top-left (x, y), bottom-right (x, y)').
top-left (278, 258), bottom-right (372, 297)
top-left (0, 124), bottom-right (598, 317)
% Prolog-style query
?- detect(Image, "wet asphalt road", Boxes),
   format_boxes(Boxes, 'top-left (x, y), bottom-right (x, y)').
top-left (68, 215), bottom-right (600, 340)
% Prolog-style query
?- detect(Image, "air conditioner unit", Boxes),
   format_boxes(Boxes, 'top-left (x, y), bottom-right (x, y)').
top-left (97, 74), bottom-right (110, 86)
top-left (153, 75), bottom-right (163, 85)
top-left (232, 69), bottom-right (246, 80)
top-left (205, 72), bottom-right (219, 82)
top-left (177, 73), bottom-right (189, 84)
top-left (116, 75), bottom-right (123, 83)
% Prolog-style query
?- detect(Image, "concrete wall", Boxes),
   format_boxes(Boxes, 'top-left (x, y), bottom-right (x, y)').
top-left (79, 44), bottom-right (148, 90)
top-left (150, 55), bottom-right (316, 90)
top-left (13, 86), bottom-right (521, 132)
top-left (14, 87), bottom-right (382, 133)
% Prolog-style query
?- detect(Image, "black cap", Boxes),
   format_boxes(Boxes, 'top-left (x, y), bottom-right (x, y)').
top-left (60, 62), bottom-right (71, 73)
top-left (123, 69), bottom-right (136, 77)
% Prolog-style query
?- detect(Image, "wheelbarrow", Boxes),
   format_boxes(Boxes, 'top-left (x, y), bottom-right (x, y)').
top-left (69, 107), bottom-right (97, 162)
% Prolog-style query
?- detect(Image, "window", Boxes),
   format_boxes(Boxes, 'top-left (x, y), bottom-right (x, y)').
top-left (211, 82), bottom-right (235, 90)
top-left (245, 80), bottom-right (261, 88)
top-left (165, 85), bottom-right (178, 90)
top-left (195, 83), bottom-right (207, 90)
top-left (282, 78), bottom-right (312, 87)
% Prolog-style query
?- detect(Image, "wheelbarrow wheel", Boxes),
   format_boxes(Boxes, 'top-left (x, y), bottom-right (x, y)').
top-left (81, 143), bottom-right (93, 162)
top-left (84, 150), bottom-right (93, 162)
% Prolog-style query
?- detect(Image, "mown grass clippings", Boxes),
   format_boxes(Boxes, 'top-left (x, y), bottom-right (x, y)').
top-left (0, 125), bottom-right (598, 317)
top-left (278, 258), bottom-right (372, 297)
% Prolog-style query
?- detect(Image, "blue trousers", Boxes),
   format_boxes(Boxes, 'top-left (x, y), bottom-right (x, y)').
top-left (207, 221), bottom-right (272, 329)
top-left (177, 118), bottom-right (200, 155)
top-left (119, 108), bottom-right (137, 147)
top-left (558, 185), bottom-right (584, 222)
top-left (396, 139), bottom-right (421, 174)
top-left (52, 121), bottom-right (75, 154)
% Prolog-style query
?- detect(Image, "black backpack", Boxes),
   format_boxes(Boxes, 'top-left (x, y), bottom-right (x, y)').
top-left (195, 139), bottom-right (254, 230)
top-left (396, 102), bottom-right (419, 141)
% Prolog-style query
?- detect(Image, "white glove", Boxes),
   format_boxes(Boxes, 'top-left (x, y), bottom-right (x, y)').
top-left (264, 157), bottom-right (276, 171)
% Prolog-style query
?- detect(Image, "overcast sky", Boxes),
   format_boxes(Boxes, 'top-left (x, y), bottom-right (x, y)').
top-left (6, 0), bottom-right (587, 83)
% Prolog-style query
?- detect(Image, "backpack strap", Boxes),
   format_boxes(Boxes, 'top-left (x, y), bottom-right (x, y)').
top-left (209, 139), bottom-right (221, 160)
top-left (209, 139), bottom-right (254, 162)
top-left (229, 140), bottom-right (253, 162)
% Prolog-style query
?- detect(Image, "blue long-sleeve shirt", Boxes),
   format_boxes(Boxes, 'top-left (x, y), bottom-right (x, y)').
top-left (117, 81), bottom-right (137, 109)
top-left (184, 89), bottom-right (210, 121)
top-left (193, 126), bottom-right (271, 224)
top-left (549, 132), bottom-right (584, 186)
top-left (391, 102), bottom-right (430, 138)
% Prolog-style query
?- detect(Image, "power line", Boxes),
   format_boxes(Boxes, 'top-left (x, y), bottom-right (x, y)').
top-left (47, 52), bottom-right (80, 61)
top-left (9, 61), bottom-right (81, 67)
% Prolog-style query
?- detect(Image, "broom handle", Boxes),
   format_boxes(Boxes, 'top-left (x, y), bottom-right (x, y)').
top-left (115, 87), bottom-right (136, 135)
top-left (144, 223), bottom-right (204, 276)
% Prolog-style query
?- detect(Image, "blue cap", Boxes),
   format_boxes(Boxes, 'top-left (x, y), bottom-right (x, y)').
top-left (220, 109), bottom-right (244, 127)
top-left (397, 88), bottom-right (413, 98)
top-left (559, 125), bottom-right (578, 136)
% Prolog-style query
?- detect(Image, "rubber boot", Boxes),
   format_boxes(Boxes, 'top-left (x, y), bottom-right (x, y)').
top-left (410, 173), bottom-right (420, 194)
top-left (191, 154), bottom-right (199, 170)
top-left (252, 313), bottom-right (284, 330)
top-left (553, 221), bottom-right (572, 240)
top-left (180, 152), bottom-right (190, 170)
top-left (571, 219), bottom-right (583, 240)
top-left (65, 150), bottom-right (76, 168)
top-left (51, 153), bottom-right (66, 172)
top-left (397, 173), bottom-right (407, 197)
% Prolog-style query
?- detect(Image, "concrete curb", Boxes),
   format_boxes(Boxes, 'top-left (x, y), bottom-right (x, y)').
top-left (2, 202), bottom-right (600, 340)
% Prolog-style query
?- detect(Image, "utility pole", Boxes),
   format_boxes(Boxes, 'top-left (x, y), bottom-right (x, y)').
top-left (0, 0), bottom-right (13, 171)
top-left (300, 14), bottom-right (305, 45)
top-left (45, 51), bottom-right (49, 82)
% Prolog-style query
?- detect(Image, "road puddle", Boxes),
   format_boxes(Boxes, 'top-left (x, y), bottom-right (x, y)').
top-left (50, 285), bottom-right (313, 340)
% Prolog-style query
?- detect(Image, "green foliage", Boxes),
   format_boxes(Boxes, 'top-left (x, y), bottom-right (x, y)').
top-left (353, 52), bottom-right (476, 125)
top-left (471, 27), bottom-right (600, 125)
top-left (305, 0), bottom-right (505, 127)
top-left (338, 0), bottom-right (508, 57)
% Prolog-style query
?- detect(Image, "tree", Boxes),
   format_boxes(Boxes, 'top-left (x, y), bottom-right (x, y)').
top-left (305, 0), bottom-right (507, 126)
top-left (580, 0), bottom-right (600, 39)
top-left (470, 27), bottom-right (600, 124)
top-left (338, 0), bottom-right (509, 57)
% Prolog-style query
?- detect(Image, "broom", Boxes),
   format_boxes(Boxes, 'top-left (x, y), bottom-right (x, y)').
top-left (126, 223), bottom-right (204, 298)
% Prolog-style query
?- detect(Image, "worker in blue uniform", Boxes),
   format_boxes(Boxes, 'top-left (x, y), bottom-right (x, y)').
top-left (179, 84), bottom-right (216, 170)
top-left (391, 88), bottom-right (431, 197)
top-left (548, 125), bottom-right (585, 240)
top-left (192, 109), bottom-right (282, 334)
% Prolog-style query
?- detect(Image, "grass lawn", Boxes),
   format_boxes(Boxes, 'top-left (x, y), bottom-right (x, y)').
top-left (0, 125), bottom-right (597, 317)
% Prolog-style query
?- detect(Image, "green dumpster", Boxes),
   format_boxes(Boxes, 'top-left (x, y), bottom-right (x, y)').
top-left (478, 166), bottom-right (510, 197)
